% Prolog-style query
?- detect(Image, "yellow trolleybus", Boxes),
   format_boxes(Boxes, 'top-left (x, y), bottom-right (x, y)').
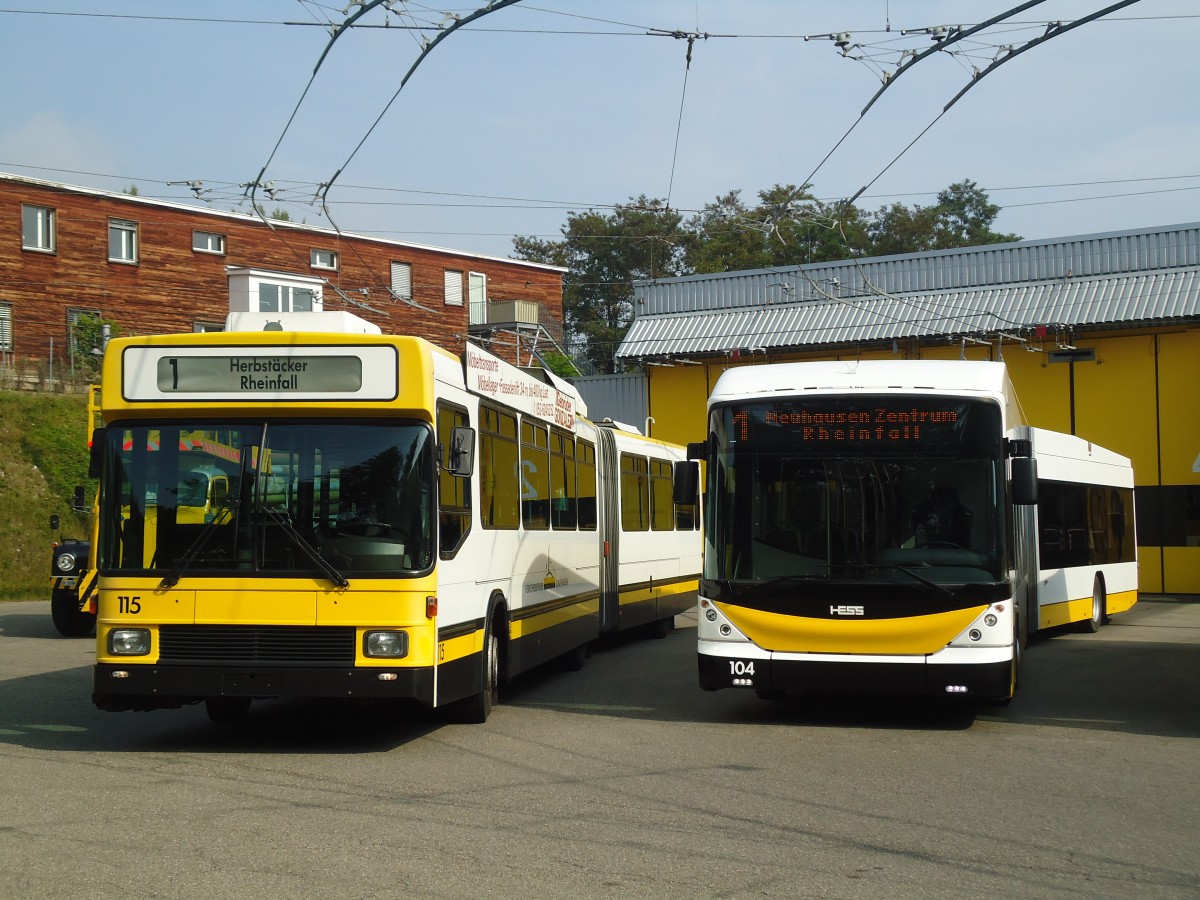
top-left (688, 359), bottom-right (1136, 703)
top-left (91, 312), bottom-right (700, 722)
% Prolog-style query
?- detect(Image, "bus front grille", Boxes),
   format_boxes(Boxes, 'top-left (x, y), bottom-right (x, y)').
top-left (158, 626), bottom-right (356, 666)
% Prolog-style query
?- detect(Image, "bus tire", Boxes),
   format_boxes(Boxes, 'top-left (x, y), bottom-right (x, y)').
top-left (205, 697), bottom-right (251, 724)
top-left (51, 589), bottom-right (96, 637)
top-left (1078, 576), bottom-right (1105, 634)
top-left (450, 613), bottom-right (500, 724)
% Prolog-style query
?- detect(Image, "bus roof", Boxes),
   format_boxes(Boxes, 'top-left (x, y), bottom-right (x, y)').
top-left (711, 359), bottom-right (1013, 399)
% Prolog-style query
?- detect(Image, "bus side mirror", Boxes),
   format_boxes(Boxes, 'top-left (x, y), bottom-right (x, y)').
top-left (72, 485), bottom-right (87, 511)
top-left (673, 460), bottom-right (699, 505)
top-left (686, 441), bottom-right (706, 461)
top-left (88, 429), bottom-right (104, 478)
top-left (50, 514), bottom-right (60, 531)
top-left (447, 426), bottom-right (475, 477)
top-left (1011, 457), bottom-right (1038, 506)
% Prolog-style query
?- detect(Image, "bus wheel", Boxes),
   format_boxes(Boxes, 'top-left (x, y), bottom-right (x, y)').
top-left (205, 697), bottom-right (251, 724)
top-left (51, 589), bottom-right (96, 637)
top-left (451, 615), bottom-right (500, 724)
top-left (1079, 577), bottom-right (1105, 634)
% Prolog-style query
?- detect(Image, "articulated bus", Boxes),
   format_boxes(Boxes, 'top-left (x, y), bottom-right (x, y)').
top-left (91, 312), bottom-right (700, 722)
top-left (689, 359), bottom-right (1136, 703)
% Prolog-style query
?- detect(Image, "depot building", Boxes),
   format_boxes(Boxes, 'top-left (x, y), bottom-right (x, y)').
top-left (608, 222), bottom-right (1200, 594)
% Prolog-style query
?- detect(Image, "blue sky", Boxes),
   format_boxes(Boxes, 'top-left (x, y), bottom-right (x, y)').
top-left (2, 1), bottom-right (1197, 259)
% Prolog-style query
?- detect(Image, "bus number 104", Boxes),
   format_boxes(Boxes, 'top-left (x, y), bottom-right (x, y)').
top-left (728, 660), bottom-right (755, 676)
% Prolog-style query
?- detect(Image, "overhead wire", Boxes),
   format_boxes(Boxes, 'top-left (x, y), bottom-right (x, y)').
top-left (847, 0), bottom-right (1147, 205)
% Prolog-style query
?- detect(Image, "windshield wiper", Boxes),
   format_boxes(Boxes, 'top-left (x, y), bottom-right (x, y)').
top-left (160, 502), bottom-right (236, 588)
top-left (868, 563), bottom-right (955, 599)
top-left (259, 505), bottom-right (349, 589)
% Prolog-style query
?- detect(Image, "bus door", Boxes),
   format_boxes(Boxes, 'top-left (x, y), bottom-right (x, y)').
top-left (596, 426), bottom-right (621, 634)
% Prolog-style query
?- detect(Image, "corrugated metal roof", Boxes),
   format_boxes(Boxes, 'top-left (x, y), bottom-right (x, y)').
top-left (618, 268), bottom-right (1200, 359)
top-left (619, 223), bottom-right (1200, 360)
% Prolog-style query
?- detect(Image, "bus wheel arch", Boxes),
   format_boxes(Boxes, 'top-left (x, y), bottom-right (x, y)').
top-left (448, 592), bottom-right (508, 724)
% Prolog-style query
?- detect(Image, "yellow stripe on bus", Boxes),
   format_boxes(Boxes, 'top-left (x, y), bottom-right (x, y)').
top-left (717, 602), bottom-right (988, 655)
top-left (1038, 589), bottom-right (1138, 630)
top-left (438, 629), bottom-right (481, 665)
top-left (508, 595), bottom-right (600, 639)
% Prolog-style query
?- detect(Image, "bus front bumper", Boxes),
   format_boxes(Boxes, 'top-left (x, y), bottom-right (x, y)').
top-left (93, 663), bottom-right (435, 711)
top-left (698, 643), bottom-right (1013, 700)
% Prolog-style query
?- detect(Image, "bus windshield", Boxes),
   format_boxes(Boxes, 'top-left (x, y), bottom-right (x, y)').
top-left (98, 420), bottom-right (435, 578)
top-left (705, 396), bottom-right (1006, 585)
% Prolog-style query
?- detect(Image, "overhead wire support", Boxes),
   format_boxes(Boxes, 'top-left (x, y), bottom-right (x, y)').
top-left (318, 0), bottom-right (525, 204)
top-left (793, 0), bottom-right (1049, 203)
top-left (858, 0), bottom-right (1048, 118)
top-left (939, 0), bottom-right (1145, 112)
top-left (846, 0), bottom-right (1145, 206)
top-left (655, 29), bottom-right (709, 210)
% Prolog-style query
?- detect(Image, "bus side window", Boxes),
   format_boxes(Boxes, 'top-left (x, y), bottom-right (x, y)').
top-left (437, 404), bottom-right (473, 557)
top-left (577, 439), bottom-right (597, 530)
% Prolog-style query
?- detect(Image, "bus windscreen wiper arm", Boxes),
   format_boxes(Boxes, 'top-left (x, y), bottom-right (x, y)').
top-left (259, 505), bottom-right (350, 589)
top-left (873, 564), bottom-right (955, 599)
top-left (160, 504), bottom-right (235, 588)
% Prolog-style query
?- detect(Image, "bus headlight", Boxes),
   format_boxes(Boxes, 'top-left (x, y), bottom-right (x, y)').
top-left (984, 614), bottom-right (998, 627)
top-left (56, 552), bottom-right (77, 572)
top-left (108, 628), bottom-right (150, 656)
top-left (364, 631), bottom-right (408, 659)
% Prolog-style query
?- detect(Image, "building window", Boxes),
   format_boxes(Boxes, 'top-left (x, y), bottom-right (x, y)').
top-left (311, 249), bottom-right (338, 271)
top-left (108, 219), bottom-right (138, 264)
top-left (22, 204), bottom-right (56, 252)
top-left (469, 271), bottom-right (487, 325)
top-left (192, 231), bottom-right (226, 255)
top-left (391, 261), bottom-right (412, 300)
top-left (0, 302), bottom-right (13, 352)
top-left (444, 269), bottom-right (463, 306)
top-left (259, 283), bottom-right (314, 313)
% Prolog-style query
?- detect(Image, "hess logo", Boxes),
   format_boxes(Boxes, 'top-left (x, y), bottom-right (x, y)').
top-left (830, 605), bottom-right (865, 616)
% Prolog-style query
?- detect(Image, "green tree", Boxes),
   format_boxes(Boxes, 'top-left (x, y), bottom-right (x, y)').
top-left (513, 197), bottom-right (683, 373)
top-left (515, 180), bottom-right (1016, 366)
top-left (683, 185), bottom-right (870, 273)
top-left (866, 179), bottom-right (1019, 255)
top-left (69, 313), bottom-right (120, 382)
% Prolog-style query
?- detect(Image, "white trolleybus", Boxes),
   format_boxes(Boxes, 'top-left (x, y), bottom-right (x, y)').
top-left (687, 359), bottom-right (1136, 703)
top-left (91, 312), bottom-right (700, 722)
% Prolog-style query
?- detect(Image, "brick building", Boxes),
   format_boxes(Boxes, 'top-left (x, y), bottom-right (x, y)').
top-left (1, 172), bottom-right (566, 382)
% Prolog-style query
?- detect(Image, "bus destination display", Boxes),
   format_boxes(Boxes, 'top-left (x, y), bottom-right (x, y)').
top-left (158, 355), bottom-right (362, 393)
top-left (727, 397), bottom-right (993, 452)
top-left (766, 405), bottom-right (958, 444)
top-left (121, 345), bottom-right (399, 401)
